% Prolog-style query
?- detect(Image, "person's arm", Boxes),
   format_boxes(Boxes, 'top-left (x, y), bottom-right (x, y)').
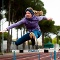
top-left (37, 16), bottom-right (52, 21)
top-left (6, 18), bottom-right (25, 30)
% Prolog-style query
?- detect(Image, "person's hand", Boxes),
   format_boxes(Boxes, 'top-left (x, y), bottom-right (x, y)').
top-left (3, 28), bottom-right (8, 32)
top-left (0, 28), bottom-right (8, 33)
top-left (47, 18), bottom-right (52, 20)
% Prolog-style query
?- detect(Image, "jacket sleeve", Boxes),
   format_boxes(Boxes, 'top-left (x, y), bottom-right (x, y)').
top-left (37, 16), bottom-right (47, 21)
top-left (7, 18), bottom-right (25, 30)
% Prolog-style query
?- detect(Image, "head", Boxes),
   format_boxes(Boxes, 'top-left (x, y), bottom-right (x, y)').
top-left (25, 7), bottom-right (34, 18)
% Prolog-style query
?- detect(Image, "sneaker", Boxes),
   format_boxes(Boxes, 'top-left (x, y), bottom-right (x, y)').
top-left (29, 32), bottom-right (35, 46)
top-left (29, 32), bottom-right (35, 39)
top-left (31, 37), bottom-right (35, 46)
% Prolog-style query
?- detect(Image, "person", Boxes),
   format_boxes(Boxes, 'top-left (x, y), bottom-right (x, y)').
top-left (4, 7), bottom-right (52, 47)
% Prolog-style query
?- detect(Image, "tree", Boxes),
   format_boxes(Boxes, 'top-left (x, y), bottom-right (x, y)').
top-left (0, 32), bottom-right (12, 52)
top-left (39, 20), bottom-right (55, 48)
top-left (51, 26), bottom-right (60, 44)
top-left (44, 37), bottom-right (52, 44)
top-left (3, 0), bottom-right (46, 22)
top-left (55, 26), bottom-right (60, 44)
top-left (0, 0), bottom-right (47, 51)
top-left (58, 40), bottom-right (60, 45)
top-left (0, 14), bottom-right (3, 20)
top-left (52, 38), bottom-right (57, 44)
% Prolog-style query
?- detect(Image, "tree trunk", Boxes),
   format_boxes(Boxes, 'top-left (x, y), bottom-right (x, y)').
top-left (0, 40), bottom-right (1, 52)
top-left (42, 32), bottom-right (44, 48)
top-left (7, 33), bottom-right (11, 52)
top-left (7, 0), bottom-right (11, 52)
top-left (57, 34), bottom-right (58, 44)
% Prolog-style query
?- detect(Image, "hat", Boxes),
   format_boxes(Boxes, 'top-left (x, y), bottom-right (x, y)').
top-left (25, 8), bottom-right (34, 16)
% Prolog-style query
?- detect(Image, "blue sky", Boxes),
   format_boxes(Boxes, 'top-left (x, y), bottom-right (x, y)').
top-left (42, 0), bottom-right (60, 25)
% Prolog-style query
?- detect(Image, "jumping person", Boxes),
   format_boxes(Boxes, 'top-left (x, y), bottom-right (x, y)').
top-left (4, 7), bottom-right (52, 47)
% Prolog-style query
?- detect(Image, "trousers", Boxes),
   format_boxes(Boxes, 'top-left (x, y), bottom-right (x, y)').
top-left (15, 30), bottom-right (41, 46)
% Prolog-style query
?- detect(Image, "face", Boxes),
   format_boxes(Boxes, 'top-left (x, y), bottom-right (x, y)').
top-left (25, 11), bottom-right (32, 18)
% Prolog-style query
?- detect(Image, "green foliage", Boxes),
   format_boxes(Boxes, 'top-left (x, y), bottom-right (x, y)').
top-left (44, 37), bottom-right (52, 44)
top-left (55, 26), bottom-right (60, 30)
top-left (0, 0), bottom-right (2, 11)
top-left (38, 45), bottom-right (42, 48)
top-left (55, 26), bottom-right (60, 34)
top-left (58, 36), bottom-right (60, 39)
top-left (39, 20), bottom-right (55, 33)
top-left (0, 14), bottom-right (3, 20)
top-left (52, 38), bottom-right (57, 44)
top-left (0, 0), bottom-right (47, 30)
top-left (1, 0), bottom-right (46, 21)
top-left (58, 40), bottom-right (60, 45)
top-left (0, 32), bottom-right (12, 43)
top-left (51, 26), bottom-right (60, 44)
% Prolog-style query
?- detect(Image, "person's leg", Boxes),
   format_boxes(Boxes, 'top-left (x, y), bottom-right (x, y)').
top-left (29, 30), bottom-right (41, 39)
top-left (29, 30), bottom-right (41, 46)
top-left (15, 33), bottom-right (30, 46)
top-left (32, 30), bottom-right (41, 38)
top-left (33, 30), bottom-right (41, 49)
top-left (37, 30), bottom-right (41, 38)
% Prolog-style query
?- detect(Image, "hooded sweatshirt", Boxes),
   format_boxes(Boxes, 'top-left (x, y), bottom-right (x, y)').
top-left (7, 15), bottom-right (47, 32)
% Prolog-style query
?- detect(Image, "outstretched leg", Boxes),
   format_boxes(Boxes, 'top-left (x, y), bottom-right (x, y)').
top-left (15, 33), bottom-right (30, 46)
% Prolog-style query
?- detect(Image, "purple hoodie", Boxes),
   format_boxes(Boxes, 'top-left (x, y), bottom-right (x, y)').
top-left (7, 15), bottom-right (47, 32)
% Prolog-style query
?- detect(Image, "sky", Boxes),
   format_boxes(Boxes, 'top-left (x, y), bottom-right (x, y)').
top-left (1, 0), bottom-right (60, 39)
top-left (42, 0), bottom-right (60, 25)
